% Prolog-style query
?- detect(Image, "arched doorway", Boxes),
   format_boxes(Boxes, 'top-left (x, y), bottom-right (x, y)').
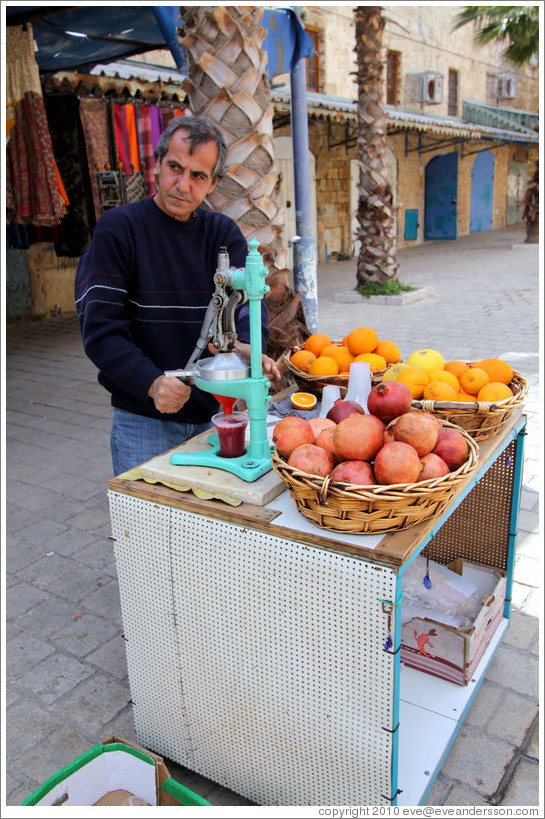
top-left (424, 152), bottom-right (458, 240)
top-left (273, 136), bottom-right (317, 268)
top-left (470, 150), bottom-right (494, 232)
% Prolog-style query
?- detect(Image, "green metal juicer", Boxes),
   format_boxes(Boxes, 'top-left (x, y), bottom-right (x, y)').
top-left (165, 238), bottom-right (274, 482)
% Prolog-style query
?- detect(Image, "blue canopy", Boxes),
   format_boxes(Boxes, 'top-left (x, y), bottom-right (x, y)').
top-left (6, 5), bottom-right (314, 77)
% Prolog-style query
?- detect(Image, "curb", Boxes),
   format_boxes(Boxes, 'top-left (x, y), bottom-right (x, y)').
top-left (333, 286), bottom-right (435, 306)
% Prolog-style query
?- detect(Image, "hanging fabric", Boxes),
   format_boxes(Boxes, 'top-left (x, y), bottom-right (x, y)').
top-left (136, 104), bottom-right (156, 196)
top-left (125, 102), bottom-right (141, 171)
top-left (150, 104), bottom-right (164, 152)
top-left (43, 93), bottom-right (96, 256)
top-left (6, 24), bottom-right (67, 226)
top-left (114, 103), bottom-right (132, 174)
top-left (79, 97), bottom-right (113, 220)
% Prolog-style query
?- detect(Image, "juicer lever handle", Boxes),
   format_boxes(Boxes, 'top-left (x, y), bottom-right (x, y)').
top-left (164, 369), bottom-right (196, 382)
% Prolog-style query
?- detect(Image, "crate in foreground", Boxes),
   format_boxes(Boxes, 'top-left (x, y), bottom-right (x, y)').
top-left (20, 735), bottom-right (211, 807)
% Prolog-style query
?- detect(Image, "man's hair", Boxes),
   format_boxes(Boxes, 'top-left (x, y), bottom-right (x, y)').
top-left (155, 115), bottom-right (227, 179)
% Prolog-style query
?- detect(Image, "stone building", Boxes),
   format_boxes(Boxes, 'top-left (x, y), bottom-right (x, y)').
top-left (272, 5), bottom-right (539, 260)
top-left (5, 5), bottom-right (539, 319)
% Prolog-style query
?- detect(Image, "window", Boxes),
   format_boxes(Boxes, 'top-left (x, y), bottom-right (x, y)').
top-left (386, 50), bottom-right (400, 105)
top-left (305, 27), bottom-right (322, 91)
top-left (448, 69), bottom-right (458, 117)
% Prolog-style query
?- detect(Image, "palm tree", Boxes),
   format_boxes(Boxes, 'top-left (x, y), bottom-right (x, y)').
top-left (453, 6), bottom-right (539, 243)
top-left (178, 5), bottom-right (310, 374)
top-left (452, 6), bottom-right (539, 67)
top-left (353, 6), bottom-right (399, 285)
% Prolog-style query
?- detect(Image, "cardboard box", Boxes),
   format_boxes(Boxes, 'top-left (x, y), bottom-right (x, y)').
top-left (400, 560), bottom-right (507, 685)
top-left (20, 735), bottom-right (212, 807)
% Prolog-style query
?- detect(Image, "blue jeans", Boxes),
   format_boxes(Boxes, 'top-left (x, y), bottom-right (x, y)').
top-left (111, 408), bottom-right (213, 476)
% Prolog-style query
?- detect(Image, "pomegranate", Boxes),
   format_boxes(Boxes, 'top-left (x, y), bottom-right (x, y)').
top-left (315, 426), bottom-right (340, 462)
top-left (273, 416), bottom-right (314, 458)
top-left (326, 398), bottom-right (365, 424)
top-left (288, 443), bottom-right (335, 477)
top-left (309, 417), bottom-right (336, 441)
top-left (419, 452), bottom-right (450, 481)
top-left (432, 428), bottom-right (469, 471)
top-left (330, 460), bottom-right (376, 485)
top-left (333, 414), bottom-right (384, 462)
top-left (383, 420), bottom-right (397, 444)
top-left (392, 411), bottom-right (439, 456)
top-left (367, 381), bottom-right (413, 423)
top-left (374, 442), bottom-right (423, 485)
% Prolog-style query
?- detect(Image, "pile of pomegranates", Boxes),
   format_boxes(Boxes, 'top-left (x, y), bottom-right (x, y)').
top-left (272, 381), bottom-right (470, 486)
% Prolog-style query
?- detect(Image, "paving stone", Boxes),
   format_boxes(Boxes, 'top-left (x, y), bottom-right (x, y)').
top-left (502, 611), bottom-right (539, 650)
top-left (499, 757), bottom-right (540, 806)
top-left (5, 507), bottom-right (42, 535)
top-left (515, 508), bottom-right (539, 533)
top-left (72, 536), bottom-right (118, 578)
top-left (49, 611), bottom-right (120, 658)
top-left (12, 516), bottom-right (68, 547)
top-left (15, 552), bottom-right (79, 591)
top-left (441, 783), bottom-right (489, 805)
top-left (486, 646), bottom-right (539, 699)
top-left (5, 770), bottom-right (42, 807)
top-left (525, 718), bottom-right (539, 760)
top-left (6, 699), bottom-right (65, 757)
top-left (6, 534), bottom-right (44, 573)
top-left (85, 634), bottom-right (129, 680)
top-left (11, 595), bottom-right (84, 639)
top-left (515, 530), bottom-right (543, 558)
top-left (6, 628), bottom-right (56, 680)
top-left (80, 578), bottom-right (123, 623)
top-left (486, 692), bottom-right (538, 747)
top-left (10, 727), bottom-right (92, 794)
top-left (463, 680), bottom-right (505, 730)
top-left (53, 672), bottom-right (132, 736)
top-left (40, 526), bottom-right (98, 557)
top-left (5, 580), bottom-right (49, 619)
top-left (100, 702), bottom-right (139, 745)
top-left (15, 651), bottom-right (94, 705)
top-left (440, 727), bottom-right (515, 797)
top-left (514, 554), bottom-right (542, 586)
top-left (6, 481), bottom-right (64, 512)
top-left (423, 773), bottom-right (452, 806)
top-left (45, 562), bottom-right (113, 606)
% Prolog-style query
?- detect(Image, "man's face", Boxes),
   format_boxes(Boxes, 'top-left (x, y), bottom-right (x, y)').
top-left (154, 129), bottom-right (219, 221)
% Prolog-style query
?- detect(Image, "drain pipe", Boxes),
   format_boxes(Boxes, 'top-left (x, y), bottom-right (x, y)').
top-left (290, 12), bottom-right (318, 332)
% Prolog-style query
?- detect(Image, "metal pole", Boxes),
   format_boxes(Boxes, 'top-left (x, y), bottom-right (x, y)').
top-left (290, 54), bottom-right (318, 332)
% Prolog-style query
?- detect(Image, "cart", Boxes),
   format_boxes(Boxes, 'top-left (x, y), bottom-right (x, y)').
top-left (107, 411), bottom-right (525, 806)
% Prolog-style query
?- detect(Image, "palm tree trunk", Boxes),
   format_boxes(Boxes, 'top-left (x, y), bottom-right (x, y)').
top-left (354, 6), bottom-right (398, 284)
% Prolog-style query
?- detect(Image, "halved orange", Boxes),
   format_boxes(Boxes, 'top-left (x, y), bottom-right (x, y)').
top-left (290, 392), bottom-right (318, 410)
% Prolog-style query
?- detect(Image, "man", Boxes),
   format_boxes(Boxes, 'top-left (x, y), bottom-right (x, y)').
top-left (75, 115), bottom-right (279, 475)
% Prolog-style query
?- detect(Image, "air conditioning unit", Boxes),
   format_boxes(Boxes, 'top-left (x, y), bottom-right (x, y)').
top-left (418, 72), bottom-right (443, 104)
top-left (496, 76), bottom-right (516, 99)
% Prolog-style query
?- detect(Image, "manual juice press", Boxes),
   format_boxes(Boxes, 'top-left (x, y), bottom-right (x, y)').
top-left (165, 238), bottom-right (274, 482)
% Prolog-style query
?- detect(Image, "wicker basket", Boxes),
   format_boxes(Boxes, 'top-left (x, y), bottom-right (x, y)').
top-left (271, 420), bottom-right (479, 535)
top-left (412, 369), bottom-right (528, 442)
top-left (283, 344), bottom-right (388, 397)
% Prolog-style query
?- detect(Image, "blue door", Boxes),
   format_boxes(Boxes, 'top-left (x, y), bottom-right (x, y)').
top-left (424, 152), bottom-right (458, 240)
top-left (470, 150), bottom-right (494, 232)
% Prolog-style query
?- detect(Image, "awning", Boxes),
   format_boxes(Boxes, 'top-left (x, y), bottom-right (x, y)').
top-left (271, 87), bottom-right (539, 145)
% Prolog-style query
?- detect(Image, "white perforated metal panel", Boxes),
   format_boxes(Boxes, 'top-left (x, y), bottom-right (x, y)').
top-left (109, 491), bottom-right (398, 806)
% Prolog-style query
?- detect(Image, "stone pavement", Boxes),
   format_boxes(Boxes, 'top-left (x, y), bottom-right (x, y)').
top-left (3, 225), bottom-right (540, 809)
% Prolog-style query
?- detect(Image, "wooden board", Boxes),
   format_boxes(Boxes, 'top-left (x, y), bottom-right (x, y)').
top-left (138, 417), bottom-right (285, 507)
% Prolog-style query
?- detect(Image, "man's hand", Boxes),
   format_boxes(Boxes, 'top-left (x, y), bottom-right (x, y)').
top-left (148, 375), bottom-right (191, 414)
top-left (232, 341), bottom-right (282, 381)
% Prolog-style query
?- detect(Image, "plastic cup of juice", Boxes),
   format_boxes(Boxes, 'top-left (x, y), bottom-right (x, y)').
top-left (212, 412), bottom-right (248, 458)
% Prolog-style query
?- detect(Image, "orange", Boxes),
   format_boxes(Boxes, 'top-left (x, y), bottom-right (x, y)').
top-left (445, 360), bottom-right (470, 380)
top-left (396, 366), bottom-right (430, 399)
top-left (423, 381), bottom-right (458, 401)
top-left (473, 358), bottom-right (514, 386)
top-left (290, 349), bottom-right (317, 372)
top-left (304, 332), bottom-right (331, 357)
top-left (477, 382), bottom-right (513, 402)
top-left (308, 356), bottom-right (339, 376)
top-left (290, 392), bottom-right (318, 410)
top-left (346, 326), bottom-right (379, 356)
top-left (460, 367), bottom-right (489, 396)
top-left (320, 344), bottom-right (354, 372)
top-left (353, 352), bottom-right (387, 372)
top-left (342, 334), bottom-right (350, 347)
top-left (428, 369), bottom-right (460, 393)
top-left (456, 391), bottom-right (477, 403)
top-left (375, 339), bottom-right (401, 364)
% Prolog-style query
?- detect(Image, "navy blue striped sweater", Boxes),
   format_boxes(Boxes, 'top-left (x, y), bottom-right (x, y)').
top-left (75, 197), bottom-right (270, 422)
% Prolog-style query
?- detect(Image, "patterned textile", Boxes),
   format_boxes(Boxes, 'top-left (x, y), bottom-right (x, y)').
top-left (6, 25), bottom-right (66, 226)
top-left (150, 105), bottom-right (164, 150)
top-left (136, 105), bottom-right (156, 196)
top-left (79, 97), bottom-right (112, 220)
top-left (44, 93), bottom-right (96, 255)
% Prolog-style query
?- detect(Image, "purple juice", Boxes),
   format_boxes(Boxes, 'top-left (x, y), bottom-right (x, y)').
top-left (212, 412), bottom-right (248, 458)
